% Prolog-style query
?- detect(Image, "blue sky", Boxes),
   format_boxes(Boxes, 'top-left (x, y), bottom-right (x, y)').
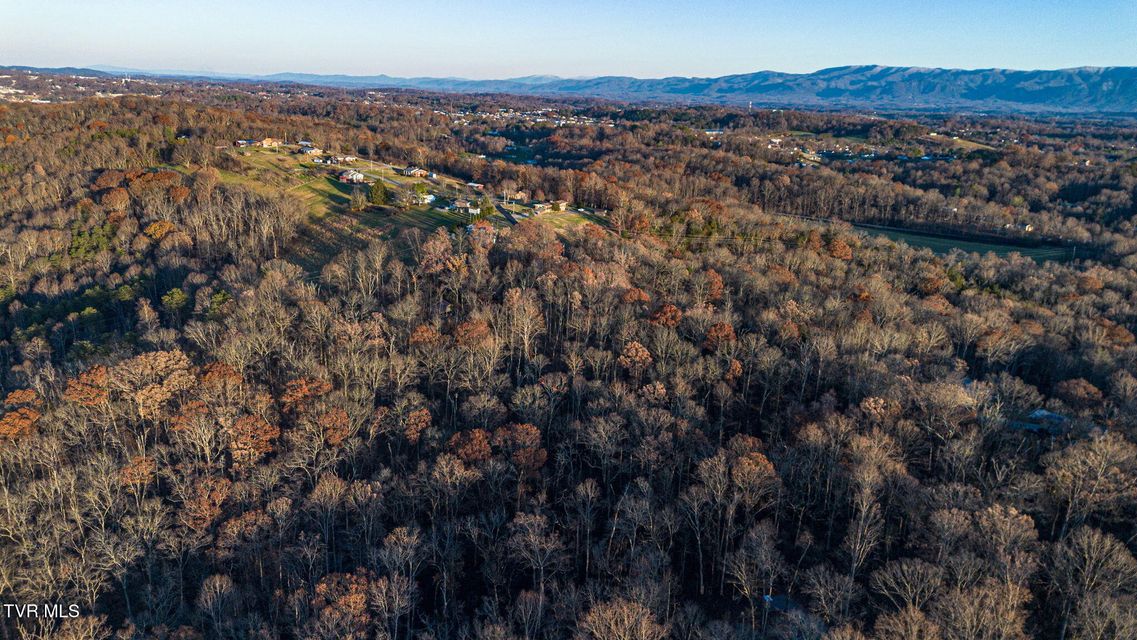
top-left (2, 0), bottom-right (1134, 78)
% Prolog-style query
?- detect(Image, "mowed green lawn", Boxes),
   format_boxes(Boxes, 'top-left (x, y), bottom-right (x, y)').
top-left (866, 227), bottom-right (1074, 262)
top-left (355, 205), bottom-right (468, 235)
top-left (925, 135), bottom-right (995, 152)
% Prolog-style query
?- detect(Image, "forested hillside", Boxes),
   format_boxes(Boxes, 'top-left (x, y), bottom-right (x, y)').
top-left (2, 88), bottom-right (1137, 640)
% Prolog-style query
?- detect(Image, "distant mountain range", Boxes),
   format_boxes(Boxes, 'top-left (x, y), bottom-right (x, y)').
top-left (14, 64), bottom-right (1137, 113)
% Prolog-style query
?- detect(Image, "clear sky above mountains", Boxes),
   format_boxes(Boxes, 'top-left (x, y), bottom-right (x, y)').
top-left (3, 0), bottom-right (1134, 78)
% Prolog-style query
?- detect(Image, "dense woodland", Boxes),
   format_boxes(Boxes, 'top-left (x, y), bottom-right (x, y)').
top-left (1, 79), bottom-right (1137, 640)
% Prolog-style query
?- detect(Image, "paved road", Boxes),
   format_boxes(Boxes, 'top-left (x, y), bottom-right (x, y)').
top-left (495, 203), bottom-right (520, 225)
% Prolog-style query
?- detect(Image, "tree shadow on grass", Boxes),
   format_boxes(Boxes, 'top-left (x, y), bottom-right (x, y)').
top-left (322, 177), bottom-right (354, 205)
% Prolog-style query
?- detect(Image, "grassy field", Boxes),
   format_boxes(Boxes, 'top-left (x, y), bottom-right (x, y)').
top-left (866, 227), bottom-right (1074, 262)
top-left (534, 209), bottom-right (606, 231)
top-left (357, 205), bottom-right (471, 234)
top-left (925, 135), bottom-right (995, 152)
top-left (203, 146), bottom-right (602, 269)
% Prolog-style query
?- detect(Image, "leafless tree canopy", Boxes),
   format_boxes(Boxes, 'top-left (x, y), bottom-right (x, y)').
top-left (0, 81), bottom-right (1136, 639)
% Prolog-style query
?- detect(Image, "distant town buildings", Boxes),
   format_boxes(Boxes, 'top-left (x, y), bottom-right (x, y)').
top-left (400, 166), bottom-right (429, 177)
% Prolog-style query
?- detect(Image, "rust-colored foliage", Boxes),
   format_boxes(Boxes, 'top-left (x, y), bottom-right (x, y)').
top-left (64, 365), bottom-right (110, 407)
top-left (319, 407), bottom-right (351, 447)
top-left (649, 303), bottom-right (683, 328)
top-left (127, 169), bottom-right (181, 196)
top-left (1099, 319), bottom-right (1136, 348)
top-left (310, 570), bottom-right (373, 639)
top-left (281, 377), bottom-right (332, 414)
top-left (101, 187), bottom-right (130, 211)
top-left (628, 211), bottom-right (651, 234)
top-left (704, 322), bottom-right (737, 352)
top-left (119, 455), bottom-right (157, 487)
top-left (409, 324), bottom-right (442, 347)
top-left (227, 415), bottom-right (280, 467)
top-left (706, 268), bottom-right (725, 301)
top-left (919, 272), bottom-right (951, 295)
top-left (493, 423), bottom-right (547, 478)
top-left (0, 407), bottom-right (40, 441)
top-left (181, 477), bottom-right (232, 532)
top-left (828, 237), bottom-right (854, 261)
top-left (404, 407), bottom-right (432, 445)
top-left (806, 229), bottom-right (824, 251)
top-left (640, 381), bottom-right (668, 405)
top-left (1077, 273), bottom-right (1104, 293)
top-left (617, 341), bottom-right (653, 374)
top-left (621, 287), bottom-right (651, 305)
top-left (454, 318), bottom-right (492, 349)
top-left (93, 169), bottom-right (125, 190)
top-left (725, 358), bottom-right (743, 383)
top-left (1054, 378), bottom-right (1104, 409)
top-left (448, 428), bottom-right (492, 464)
top-left (168, 184), bottom-right (191, 204)
top-left (201, 361), bottom-right (243, 389)
top-left (779, 319), bottom-right (801, 342)
top-left (215, 509), bottom-right (272, 554)
top-left (732, 452), bottom-right (778, 504)
top-left (172, 400), bottom-right (209, 432)
top-left (145, 220), bottom-right (177, 241)
top-left (4, 388), bottom-right (41, 409)
top-left (769, 263), bottom-right (798, 286)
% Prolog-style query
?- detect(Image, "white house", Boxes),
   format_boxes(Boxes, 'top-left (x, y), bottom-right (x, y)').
top-left (452, 199), bottom-right (480, 215)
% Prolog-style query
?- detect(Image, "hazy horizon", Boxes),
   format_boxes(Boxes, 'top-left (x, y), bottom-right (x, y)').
top-left (2, 0), bottom-right (1134, 80)
top-left (38, 61), bottom-right (1137, 82)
